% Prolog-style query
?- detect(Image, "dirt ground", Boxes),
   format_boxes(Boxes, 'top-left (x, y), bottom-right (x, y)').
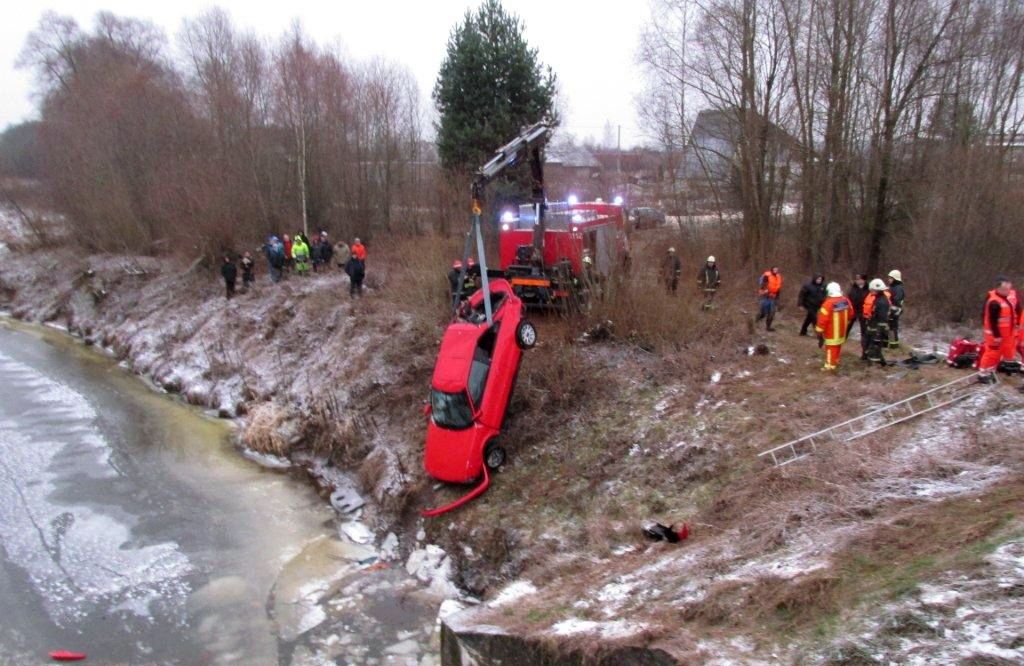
top-left (1, 231), bottom-right (1022, 664)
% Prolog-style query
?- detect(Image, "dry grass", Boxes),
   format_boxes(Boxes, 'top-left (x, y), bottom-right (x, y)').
top-left (241, 401), bottom-right (290, 455)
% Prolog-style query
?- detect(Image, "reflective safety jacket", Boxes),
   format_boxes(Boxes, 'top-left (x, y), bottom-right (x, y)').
top-left (292, 239), bottom-right (310, 262)
top-left (983, 289), bottom-right (1018, 339)
top-left (815, 296), bottom-right (853, 345)
top-left (863, 290), bottom-right (891, 321)
top-left (759, 270), bottom-right (783, 297)
top-left (351, 243), bottom-right (367, 261)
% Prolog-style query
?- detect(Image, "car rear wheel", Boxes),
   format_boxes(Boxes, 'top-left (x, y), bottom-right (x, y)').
top-left (515, 321), bottom-right (537, 349)
top-left (484, 441), bottom-right (506, 470)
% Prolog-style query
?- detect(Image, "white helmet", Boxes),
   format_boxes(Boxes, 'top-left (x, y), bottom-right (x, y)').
top-left (706, 255), bottom-right (715, 263)
top-left (668, 247), bottom-right (676, 253)
top-left (869, 278), bottom-right (886, 291)
top-left (887, 269), bottom-right (902, 281)
top-left (826, 282), bottom-right (842, 298)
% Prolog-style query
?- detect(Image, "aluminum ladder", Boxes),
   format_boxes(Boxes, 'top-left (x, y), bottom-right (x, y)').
top-left (757, 372), bottom-right (990, 467)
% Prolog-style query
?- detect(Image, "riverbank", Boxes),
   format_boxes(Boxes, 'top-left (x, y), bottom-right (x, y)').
top-left (2, 241), bottom-right (1024, 664)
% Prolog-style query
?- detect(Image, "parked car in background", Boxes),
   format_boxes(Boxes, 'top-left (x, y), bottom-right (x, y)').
top-left (628, 207), bottom-right (666, 230)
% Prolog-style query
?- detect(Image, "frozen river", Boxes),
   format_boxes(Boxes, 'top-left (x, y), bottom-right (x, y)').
top-left (0, 321), bottom-right (440, 665)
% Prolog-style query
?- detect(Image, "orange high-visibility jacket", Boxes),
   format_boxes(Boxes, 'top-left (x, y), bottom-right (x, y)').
top-left (815, 296), bottom-right (853, 345)
top-left (862, 290), bottom-right (891, 320)
top-left (760, 270), bottom-right (783, 297)
top-left (983, 289), bottom-right (1017, 339)
top-left (351, 243), bottom-right (367, 260)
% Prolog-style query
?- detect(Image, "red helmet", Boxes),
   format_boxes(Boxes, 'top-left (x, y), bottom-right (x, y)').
top-left (452, 260), bottom-right (463, 269)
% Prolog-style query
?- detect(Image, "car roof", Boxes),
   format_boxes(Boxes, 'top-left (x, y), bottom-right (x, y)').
top-left (431, 323), bottom-right (484, 393)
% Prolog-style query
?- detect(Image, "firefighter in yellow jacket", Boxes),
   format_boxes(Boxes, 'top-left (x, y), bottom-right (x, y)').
top-left (815, 282), bottom-right (854, 371)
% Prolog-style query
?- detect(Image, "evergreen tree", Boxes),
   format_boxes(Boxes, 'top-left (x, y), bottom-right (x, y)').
top-left (433, 0), bottom-right (557, 174)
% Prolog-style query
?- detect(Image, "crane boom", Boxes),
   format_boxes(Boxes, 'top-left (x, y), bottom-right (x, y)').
top-left (455, 122), bottom-right (553, 325)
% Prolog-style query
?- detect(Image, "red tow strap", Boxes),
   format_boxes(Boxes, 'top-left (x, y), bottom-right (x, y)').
top-left (421, 466), bottom-right (491, 517)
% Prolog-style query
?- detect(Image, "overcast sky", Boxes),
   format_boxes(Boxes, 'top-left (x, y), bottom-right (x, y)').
top-left (1, 1), bottom-right (651, 147)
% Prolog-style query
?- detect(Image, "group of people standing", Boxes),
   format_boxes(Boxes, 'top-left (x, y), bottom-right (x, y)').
top-left (662, 248), bottom-right (722, 310)
top-left (219, 232), bottom-right (369, 299)
top-left (755, 267), bottom-right (906, 370)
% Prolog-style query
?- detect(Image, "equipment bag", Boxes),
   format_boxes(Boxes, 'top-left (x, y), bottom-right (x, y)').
top-left (946, 338), bottom-right (981, 368)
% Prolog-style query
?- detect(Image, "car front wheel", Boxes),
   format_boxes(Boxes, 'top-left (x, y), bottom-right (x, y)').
top-left (484, 441), bottom-right (506, 470)
top-left (515, 321), bottom-right (537, 349)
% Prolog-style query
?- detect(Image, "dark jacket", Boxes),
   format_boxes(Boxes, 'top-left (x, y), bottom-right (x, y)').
top-left (849, 282), bottom-right (869, 319)
top-left (240, 257), bottom-right (255, 281)
top-left (662, 255), bottom-right (682, 277)
top-left (798, 276), bottom-right (826, 310)
top-left (697, 264), bottom-right (721, 288)
top-left (346, 257), bottom-right (366, 282)
top-left (889, 281), bottom-right (905, 309)
top-left (221, 260), bottom-right (237, 283)
top-left (265, 242), bottom-right (285, 269)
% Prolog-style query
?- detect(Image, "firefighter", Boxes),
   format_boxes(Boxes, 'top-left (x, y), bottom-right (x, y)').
top-left (662, 247), bottom-right (682, 294)
top-left (978, 276), bottom-right (1019, 385)
top-left (447, 260), bottom-right (464, 303)
top-left (815, 282), bottom-right (853, 371)
top-left (863, 278), bottom-right (891, 364)
top-left (886, 269), bottom-right (906, 349)
top-left (697, 256), bottom-right (721, 309)
top-left (756, 267), bottom-right (783, 331)
top-left (797, 274), bottom-right (826, 336)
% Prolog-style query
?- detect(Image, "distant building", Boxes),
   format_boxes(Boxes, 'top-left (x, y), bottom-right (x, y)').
top-left (685, 108), bottom-right (801, 184)
top-left (544, 140), bottom-right (602, 201)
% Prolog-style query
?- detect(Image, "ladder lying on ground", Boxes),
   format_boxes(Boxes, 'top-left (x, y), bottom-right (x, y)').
top-left (758, 372), bottom-right (989, 467)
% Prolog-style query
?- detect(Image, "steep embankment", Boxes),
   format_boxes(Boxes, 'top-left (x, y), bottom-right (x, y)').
top-left (2, 240), bottom-right (1023, 665)
top-left (0, 248), bottom-right (434, 524)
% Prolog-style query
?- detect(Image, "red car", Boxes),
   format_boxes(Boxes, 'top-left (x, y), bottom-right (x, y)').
top-left (423, 279), bottom-right (536, 494)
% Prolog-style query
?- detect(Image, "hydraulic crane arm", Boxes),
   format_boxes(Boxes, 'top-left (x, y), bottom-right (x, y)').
top-left (470, 121), bottom-right (553, 207)
top-left (455, 122), bottom-right (553, 325)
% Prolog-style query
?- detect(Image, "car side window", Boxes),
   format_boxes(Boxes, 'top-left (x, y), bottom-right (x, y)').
top-left (467, 328), bottom-right (496, 408)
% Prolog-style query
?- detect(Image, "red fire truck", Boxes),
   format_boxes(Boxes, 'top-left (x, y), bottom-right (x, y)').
top-left (498, 200), bottom-right (630, 306)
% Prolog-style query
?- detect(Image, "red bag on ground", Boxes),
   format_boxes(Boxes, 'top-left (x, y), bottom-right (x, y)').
top-left (947, 338), bottom-right (981, 368)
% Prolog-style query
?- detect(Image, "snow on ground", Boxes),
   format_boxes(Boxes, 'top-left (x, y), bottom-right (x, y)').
top-left (851, 538), bottom-right (1024, 665)
top-left (550, 618), bottom-right (647, 639)
top-left (488, 580), bottom-right (537, 607)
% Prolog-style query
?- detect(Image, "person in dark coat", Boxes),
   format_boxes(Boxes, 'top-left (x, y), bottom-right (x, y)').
top-left (310, 235), bottom-right (324, 272)
top-left (345, 255), bottom-right (366, 297)
top-left (847, 274), bottom-right (869, 356)
top-left (696, 256), bottom-right (721, 309)
top-left (318, 232), bottom-right (333, 269)
top-left (886, 269), bottom-right (906, 348)
top-left (662, 247), bottom-right (682, 294)
top-left (221, 254), bottom-right (238, 299)
top-left (797, 274), bottom-right (826, 336)
top-left (240, 251), bottom-right (255, 292)
top-left (264, 236), bottom-right (285, 283)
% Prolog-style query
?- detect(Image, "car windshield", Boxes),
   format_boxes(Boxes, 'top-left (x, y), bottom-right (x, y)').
top-left (430, 389), bottom-right (474, 430)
